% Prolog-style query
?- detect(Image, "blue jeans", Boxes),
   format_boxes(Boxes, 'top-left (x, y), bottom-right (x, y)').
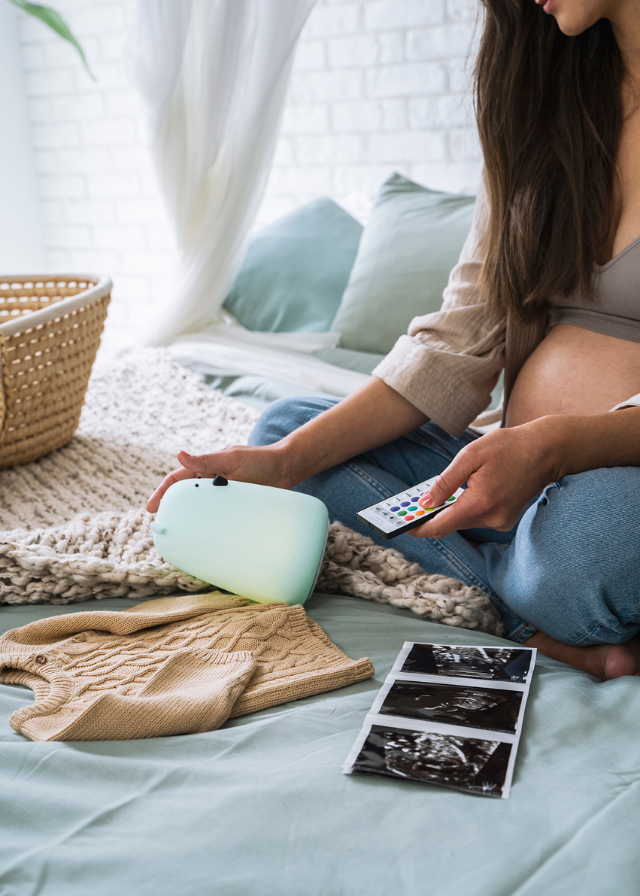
top-left (249, 396), bottom-right (640, 646)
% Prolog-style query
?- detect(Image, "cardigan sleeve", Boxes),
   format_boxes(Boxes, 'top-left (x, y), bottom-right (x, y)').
top-left (372, 173), bottom-right (507, 437)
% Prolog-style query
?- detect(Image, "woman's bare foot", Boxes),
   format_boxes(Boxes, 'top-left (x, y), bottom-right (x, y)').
top-left (524, 631), bottom-right (640, 680)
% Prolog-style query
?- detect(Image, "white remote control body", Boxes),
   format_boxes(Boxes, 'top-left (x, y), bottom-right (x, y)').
top-left (357, 475), bottom-right (464, 540)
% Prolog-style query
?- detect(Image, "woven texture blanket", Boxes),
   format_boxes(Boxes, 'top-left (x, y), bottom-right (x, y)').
top-left (0, 349), bottom-right (503, 636)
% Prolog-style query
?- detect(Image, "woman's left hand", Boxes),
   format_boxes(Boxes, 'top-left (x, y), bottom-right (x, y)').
top-left (410, 416), bottom-right (565, 539)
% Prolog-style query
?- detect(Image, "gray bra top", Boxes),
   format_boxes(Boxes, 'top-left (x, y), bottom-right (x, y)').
top-left (548, 234), bottom-right (640, 342)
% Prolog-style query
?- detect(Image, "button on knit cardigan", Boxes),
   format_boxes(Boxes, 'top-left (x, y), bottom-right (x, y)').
top-left (0, 592), bottom-right (374, 742)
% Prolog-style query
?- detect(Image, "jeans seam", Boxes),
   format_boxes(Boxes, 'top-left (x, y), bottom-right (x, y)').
top-left (344, 461), bottom-right (395, 495)
top-left (578, 618), bottom-right (625, 648)
top-left (427, 537), bottom-right (500, 599)
top-left (404, 427), bottom-right (479, 460)
top-left (401, 438), bottom-right (458, 466)
top-left (509, 621), bottom-right (538, 644)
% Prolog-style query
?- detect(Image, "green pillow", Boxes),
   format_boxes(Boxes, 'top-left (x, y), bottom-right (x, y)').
top-left (223, 198), bottom-right (362, 333)
top-left (313, 346), bottom-right (385, 375)
top-left (330, 173), bottom-right (475, 354)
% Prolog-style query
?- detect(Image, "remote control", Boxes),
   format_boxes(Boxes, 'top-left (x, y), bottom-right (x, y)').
top-left (357, 476), bottom-right (464, 540)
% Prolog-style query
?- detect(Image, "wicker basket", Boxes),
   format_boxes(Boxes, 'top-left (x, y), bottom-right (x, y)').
top-left (0, 274), bottom-right (111, 469)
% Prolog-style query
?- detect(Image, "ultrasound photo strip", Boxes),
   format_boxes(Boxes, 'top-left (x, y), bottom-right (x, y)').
top-left (374, 679), bottom-right (524, 734)
top-left (343, 641), bottom-right (536, 799)
top-left (344, 722), bottom-right (515, 798)
top-left (393, 642), bottom-right (535, 684)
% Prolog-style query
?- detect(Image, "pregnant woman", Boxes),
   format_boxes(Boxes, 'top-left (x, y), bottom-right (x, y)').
top-left (149, 0), bottom-right (640, 679)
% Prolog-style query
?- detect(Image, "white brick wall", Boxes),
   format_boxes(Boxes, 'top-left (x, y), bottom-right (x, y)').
top-left (262, 0), bottom-right (482, 226)
top-left (15, 0), bottom-right (482, 352)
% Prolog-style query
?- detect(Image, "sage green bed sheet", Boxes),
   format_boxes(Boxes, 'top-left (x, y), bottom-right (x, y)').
top-left (1, 594), bottom-right (639, 896)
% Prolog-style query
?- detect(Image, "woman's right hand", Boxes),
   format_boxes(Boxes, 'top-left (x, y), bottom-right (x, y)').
top-left (146, 377), bottom-right (430, 514)
top-left (146, 444), bottom-right (294, 513)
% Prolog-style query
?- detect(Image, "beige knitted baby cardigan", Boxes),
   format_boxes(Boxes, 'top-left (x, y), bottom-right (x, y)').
top-left (0, 592), bottom-right (374, 742)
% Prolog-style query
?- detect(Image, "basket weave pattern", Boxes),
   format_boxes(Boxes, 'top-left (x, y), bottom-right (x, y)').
top-left (0, 276), bottom-right (111, 469)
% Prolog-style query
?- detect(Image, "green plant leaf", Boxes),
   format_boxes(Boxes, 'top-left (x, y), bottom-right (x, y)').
top-left (7, 0), bottom-right (96, 80)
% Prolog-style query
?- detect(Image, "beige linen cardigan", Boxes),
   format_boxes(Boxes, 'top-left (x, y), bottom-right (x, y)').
top-left (372, 175), bottom-right (640, 436)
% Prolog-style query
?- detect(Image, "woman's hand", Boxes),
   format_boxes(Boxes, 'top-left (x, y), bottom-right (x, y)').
top-left (146, 377), bottom-right (428, 514)
top-left (410, 416), bottom-right (566, 539)
top-left (146, 444), bottom-right (295, 513)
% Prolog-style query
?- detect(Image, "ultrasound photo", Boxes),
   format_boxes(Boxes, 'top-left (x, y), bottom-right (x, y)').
top-left (352, 725), bottom-right (511, 797)
top-left (401, 643), bottom-right (532, 682)
top-left (378, 681), bottom-right (523, 734)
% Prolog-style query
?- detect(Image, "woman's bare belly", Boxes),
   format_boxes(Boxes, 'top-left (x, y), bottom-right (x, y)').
top-left (506, 323), bottom-right (640, 427)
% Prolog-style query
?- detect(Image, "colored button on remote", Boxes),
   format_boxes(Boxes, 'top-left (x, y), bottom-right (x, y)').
top-left (401, 502), bottom-right (410, 507)
top-left (397, 511), bottom-right (407, 516)
top-left (405, 515), bottom-right (415, 521)
top-left (390, 506), bottom-right (400, 512)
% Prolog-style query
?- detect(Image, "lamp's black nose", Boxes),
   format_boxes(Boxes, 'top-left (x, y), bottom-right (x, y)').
top-left (213, 475), bottom-right (228, 486)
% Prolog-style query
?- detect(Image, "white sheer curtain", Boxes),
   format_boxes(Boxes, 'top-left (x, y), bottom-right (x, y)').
top-left (129, 0), bottom-right (316, 345)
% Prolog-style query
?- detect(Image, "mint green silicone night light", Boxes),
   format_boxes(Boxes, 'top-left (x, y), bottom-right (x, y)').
top-left (150, 477), bottom-right (329, 606)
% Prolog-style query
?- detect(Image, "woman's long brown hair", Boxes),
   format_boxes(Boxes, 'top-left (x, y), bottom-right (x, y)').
top-left (475, 0), bottom-right (624, 320)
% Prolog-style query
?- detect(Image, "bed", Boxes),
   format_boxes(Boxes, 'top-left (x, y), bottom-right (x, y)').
top-left (1, 174), bottom-right (637, 895)
top-left (2, 593), bottom-right (639, 896)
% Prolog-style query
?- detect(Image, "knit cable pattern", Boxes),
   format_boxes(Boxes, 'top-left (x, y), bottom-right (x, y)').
top-left (0, 592), bottom-right (374, 741)
top-left (319, 524), bottom-right (502, 635)
top-left (0, 348), bottom-right (503, 636)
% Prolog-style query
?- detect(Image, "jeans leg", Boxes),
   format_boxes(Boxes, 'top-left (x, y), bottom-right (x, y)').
top-left (480, 467), bottom-right (640, 646)
top-left (248, 395), bottom-right (340, 447)
top-left (249, 397), bottom-right (533, 641)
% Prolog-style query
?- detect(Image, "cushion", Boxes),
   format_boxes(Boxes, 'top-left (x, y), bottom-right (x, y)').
top-left (330, 173), bottom-right (475, 355)
top-left (223, 199), bottom-right (363, 333)
top-left (313, 346), bottom-right (385, 375)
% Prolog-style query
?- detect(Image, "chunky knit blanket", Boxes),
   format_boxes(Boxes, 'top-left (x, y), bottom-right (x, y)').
top-left (0, 349), bottom-right (503, 636)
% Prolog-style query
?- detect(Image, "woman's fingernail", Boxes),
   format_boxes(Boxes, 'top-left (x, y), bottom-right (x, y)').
top-left (419, 492), bottom-right (433, 508)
